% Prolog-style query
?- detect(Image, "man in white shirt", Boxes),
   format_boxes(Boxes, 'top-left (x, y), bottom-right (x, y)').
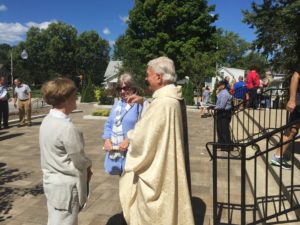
top-left (13, 78), bottom-right (32, 126)
top-left (0, 76), bottom-right (9, 129)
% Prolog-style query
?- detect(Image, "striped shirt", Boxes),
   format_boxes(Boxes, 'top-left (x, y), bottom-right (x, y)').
top-left (215, 89), bottom-right (232, 111)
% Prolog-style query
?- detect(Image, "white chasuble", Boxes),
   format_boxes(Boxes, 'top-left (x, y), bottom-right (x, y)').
top-left (120, 85), bottom-right (195, 225)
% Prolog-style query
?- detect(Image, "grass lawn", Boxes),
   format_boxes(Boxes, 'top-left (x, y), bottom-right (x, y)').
top-left (31, 89), bottom-right (43, 98)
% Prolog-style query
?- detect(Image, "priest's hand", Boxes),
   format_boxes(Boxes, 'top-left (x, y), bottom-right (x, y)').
top-left (127, 94), bottom-right (144, 105)
top-left (119, 139), bottom-right (129, 151)
top-left (103, 139), bottom-right (112, 151)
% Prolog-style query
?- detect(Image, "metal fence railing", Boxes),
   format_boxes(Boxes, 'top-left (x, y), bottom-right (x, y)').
top-left (206, 88), bottom-right (300, 224)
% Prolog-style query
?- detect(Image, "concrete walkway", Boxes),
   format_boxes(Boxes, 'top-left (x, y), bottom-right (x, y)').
top-left (0, 103), bottom-right (213, 225)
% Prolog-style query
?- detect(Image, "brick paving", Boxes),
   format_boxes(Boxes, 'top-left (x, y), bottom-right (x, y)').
top-left (0, 103), bottom-right (214, 225)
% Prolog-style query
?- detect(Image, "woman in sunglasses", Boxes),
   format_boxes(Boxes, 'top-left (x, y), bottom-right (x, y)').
top-left (102, 73), bottom-right (146, 175)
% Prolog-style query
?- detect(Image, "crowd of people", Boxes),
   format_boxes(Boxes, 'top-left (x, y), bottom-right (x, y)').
top-left (208, 63), bottom-right (300, 170)
top-left (197, 67), bottom-right (274, 115)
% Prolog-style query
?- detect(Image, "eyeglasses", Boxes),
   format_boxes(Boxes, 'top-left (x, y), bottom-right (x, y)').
top-left (117, 86), bottom-right (131, 92)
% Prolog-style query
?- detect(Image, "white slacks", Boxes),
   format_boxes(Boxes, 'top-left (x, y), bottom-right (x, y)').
top-left (47, 189), bottom-right (80, 225)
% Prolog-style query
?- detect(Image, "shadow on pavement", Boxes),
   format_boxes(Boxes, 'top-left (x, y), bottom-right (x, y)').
top-left (0, 131), bottom-right (9, 136)
top-left (0, 133), bottom-right (24, 142)
top-left (105, 197), bottom-right (206, 225)
top-left (30, 121), bottom-right (42, 126)
top-left (192, 196), bottom-right (206, 225)
top-left (0, 162), bottom-right (44, 222)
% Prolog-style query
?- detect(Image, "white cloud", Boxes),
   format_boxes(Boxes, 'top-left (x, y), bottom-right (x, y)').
top-left (103, 27), bottom-right (111, 35)
top-left (119, 15), bottom-right (129, 23)
top-left (0, 4), bottom-right (7, 12)
top-left (0, 20), bottom-right (56, 44)
top-left (0, 23), bottom-right (28, 43)
top-left (26, 20), bottom-right (57, 30)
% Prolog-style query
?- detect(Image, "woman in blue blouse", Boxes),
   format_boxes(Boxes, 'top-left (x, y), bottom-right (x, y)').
top-left (102, 73), bottom-right (145, 175)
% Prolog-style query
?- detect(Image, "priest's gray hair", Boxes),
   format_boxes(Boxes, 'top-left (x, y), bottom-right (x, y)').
top-left (148, 56), bottom-right (177, 83)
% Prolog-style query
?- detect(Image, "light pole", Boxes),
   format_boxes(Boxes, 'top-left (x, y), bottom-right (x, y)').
top-left (11, 49), bottom-right (28, 92)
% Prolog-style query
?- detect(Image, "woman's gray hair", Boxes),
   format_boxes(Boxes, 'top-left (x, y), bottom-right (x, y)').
top-left (118, 73), bottom-right (135, 87)
top-left (147, 56), bottom-right (177, 83)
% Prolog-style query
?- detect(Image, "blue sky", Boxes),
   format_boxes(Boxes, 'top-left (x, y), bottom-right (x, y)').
top-left (0, 0), bottom-right (262, 46)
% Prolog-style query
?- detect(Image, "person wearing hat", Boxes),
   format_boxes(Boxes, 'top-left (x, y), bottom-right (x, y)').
top-left (215, 80), bottom-right (233, 150)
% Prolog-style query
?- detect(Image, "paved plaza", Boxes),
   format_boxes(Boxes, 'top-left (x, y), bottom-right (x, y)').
top-left (0, 103), bottom-right (213, 225)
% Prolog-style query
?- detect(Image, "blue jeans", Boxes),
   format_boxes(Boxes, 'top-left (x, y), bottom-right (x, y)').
top-left (264, 96), bottom-right (271, 108)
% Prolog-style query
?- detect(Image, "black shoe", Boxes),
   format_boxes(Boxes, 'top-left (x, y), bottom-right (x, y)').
top-left (3, 126), bottom-right (9, 129)
top-left (27, 123), bottom-right (32, 127)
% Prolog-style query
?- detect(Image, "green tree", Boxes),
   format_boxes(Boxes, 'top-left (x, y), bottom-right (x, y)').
top-left (114, 0), bottom-right (218, 85)
top-left (13, 23), bottom-right (78, 85)
top-left (12, 42), bottom-right (32, 84)
top-left (182, 80), bottom-right (194, 105)
top-left (45, 22), bottom-right (78, 78)
top-left (235, 51), bottom-right (268, 75)
top-left (20, 27), bottom-right (49, 84)
top-left (81, 75), bottom-right (96, 102)
top-left (243, 0), bottom-right (300, 72)
top-left (215, 29), bottom-right (250, 67)
top-left (77, 31), bottom-right (110, 85)
top-left (0, 44), bottom-right (11, 72)
top-left (214, 29), bottom-right (268, 72)
top-left (181, 52), bottom-right (216, 89)
top-left (12, 22), bottom-right (110, 86)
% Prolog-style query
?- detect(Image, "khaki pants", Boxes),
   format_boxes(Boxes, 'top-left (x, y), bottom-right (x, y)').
top-left (18, 99), bottom-right (31, 125)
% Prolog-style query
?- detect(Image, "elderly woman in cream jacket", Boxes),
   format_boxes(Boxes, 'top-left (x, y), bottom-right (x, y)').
top-left (39, 77), bottom-right (92, 225)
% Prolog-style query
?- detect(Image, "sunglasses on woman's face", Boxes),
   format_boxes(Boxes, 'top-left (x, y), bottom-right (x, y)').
top-left (117, 86), bottom-right (131, 92)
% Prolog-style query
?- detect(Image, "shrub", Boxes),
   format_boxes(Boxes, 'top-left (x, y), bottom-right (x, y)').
top-left (92, 109), bottom-right (111, 117)
top-left (99, 88), bottom-right (114, 105)
top-left (182, 81), bottom-right (194, 105)
top-left (81, 76), bottom-right (96, 102)
top-left (94, 86), bottom-right (101, 102)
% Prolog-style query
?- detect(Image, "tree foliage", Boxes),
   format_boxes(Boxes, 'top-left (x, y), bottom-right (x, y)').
top-left (182, 80), bottom-right (194, 105)
top-left (243, 0), bottom-right (300, 72)
top-left (114, 0), bottom-right (218, 86)
top-left (215, 29), bottom-right (250, 67)
top-left (81, 75), bottom-right (96, 102)
top-left (0, 44), bottom-right (11, 72)
top-left (215, 29), bottom-right (268, 74)
top-left (3, 22), bottom-right (110, 86)
top-left (77, 31), bottom-right (110, 85)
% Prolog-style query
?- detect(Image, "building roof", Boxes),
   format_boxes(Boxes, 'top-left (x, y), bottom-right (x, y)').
top-left (104, 61), bottom-right (123, 81)
top-left (218, 67), bottom-right (245, 77)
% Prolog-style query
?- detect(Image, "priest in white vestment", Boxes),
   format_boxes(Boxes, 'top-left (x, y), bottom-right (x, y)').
top-left (119, 56), bottom-right (195, 225)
